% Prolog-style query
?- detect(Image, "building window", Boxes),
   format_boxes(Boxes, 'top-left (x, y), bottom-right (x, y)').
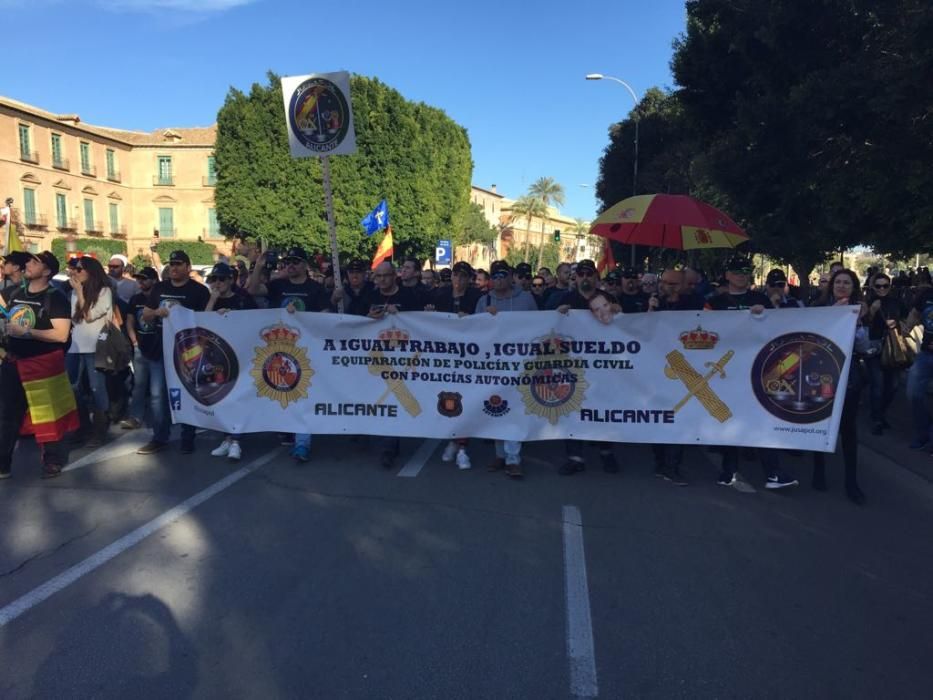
top-left (84, 199), bottom-right (95, 231)
top-left (158, 207), bottom-right (174, 237)
top-left (205, 155), bottom-right (217, 186)
top-left (51, 133), bottom-right (64, 168)
top-left (23, 188), bottom-right (37, 226)
top-left (157, 156), bottom-right (173, 185)
top-left (106, 149), bottom-right (117, 179)
top-left (80, 141), bottom-right (93, 175)
top-left (109, 203), bottom-right (119, 234)
top-left (207, 208), bottom-right (221, 238)
top-left (18, 124), bottom-right (36, 162)
top-left (56, 193), bottom-right (68, 228)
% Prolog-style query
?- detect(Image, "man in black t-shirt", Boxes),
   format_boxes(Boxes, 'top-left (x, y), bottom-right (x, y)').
top-left (906, 285), bottom-right (933, 450)
top-left (430, 261), bottom-right (481, 315)
top-left (706, 255), bottom-right (798, 490)
top-left (122, 266), bottom-right (160, 431)
top-left (366, 261), bottom-right (424, 317)
top-left (0, 251), bottom-right (76, 479)
top-left (617, 267), bottom-right (651, 314)
top-left (136, 250), bottom-right (210, 456)
top-left (248, 246), bottom-right (329, 312)
top-left (330, 258), bottom-right (373, 316)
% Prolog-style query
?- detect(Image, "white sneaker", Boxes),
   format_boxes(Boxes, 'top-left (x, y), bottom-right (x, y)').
top-left (227, 441), bottom-right (242, 461)
top-left (441, 441), bottom-right (458, 462)
top-left (211, 439), bottom-right (231, 457)
top-left (456, 448), bottom-right (471, 470)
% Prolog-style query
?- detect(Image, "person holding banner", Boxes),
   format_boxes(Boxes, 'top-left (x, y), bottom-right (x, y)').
top-left (136, 251), bottom-right (210, 456)
top-left (330, 258), bottom-right (373, 316)
top-left (706, 255), bottom-right (799, 491)
top-left (0, 251), bottom-right (77, 480)
top-left (476, 260), bottom-right (538, 478)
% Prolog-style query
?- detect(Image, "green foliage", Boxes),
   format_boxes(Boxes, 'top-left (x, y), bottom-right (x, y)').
top-left (154, 240), bottom-right (216, 265)
top-left (214, 73), bottom-right (473, 263)
top-left (508, 195), bottom-right (547, 260)
top-left (130, 254), bottom-right (150, 270)
top-left (51, 237), bottom-right (126, 263)
top-left (456, 202), bottom-right (498, 247)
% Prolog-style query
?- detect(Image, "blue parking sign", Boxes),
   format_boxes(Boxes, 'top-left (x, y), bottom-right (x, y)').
top-left (436, 239), bottom-right (452, 265)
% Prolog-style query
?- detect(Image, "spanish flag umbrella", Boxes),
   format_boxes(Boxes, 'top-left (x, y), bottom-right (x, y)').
top-left (589, 194), bottom-right (749, 250)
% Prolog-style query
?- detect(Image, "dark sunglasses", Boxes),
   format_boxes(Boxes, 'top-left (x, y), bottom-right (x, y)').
top-left (169, 260), bottom-right (186, 266)
top-left (531, 283), bottom-right (544, 288)
top-left (491, 271), bottom-right (509, 280)
top-left (873, 283), bottom-right (890, 289)
top-left (207, 276), bottom-right (230, 283)
top-left (284, 258), bottom-right (303, 265)
top-left (577, 270), bottom-right (596, 277)
top-left (107, 264), bottom-right (122, 269)
top-left (605, 278), bottom-right (620, 284)
top-left (729, 268), bottom-right (753, 275)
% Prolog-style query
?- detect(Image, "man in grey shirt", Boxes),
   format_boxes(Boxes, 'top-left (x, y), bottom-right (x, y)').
top-left (108, 254), bottom-right (139, 304)
top-left (475, 260), bottom-right (538, 478)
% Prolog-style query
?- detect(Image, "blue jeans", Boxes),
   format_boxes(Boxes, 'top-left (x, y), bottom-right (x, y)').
top-left (295, 434), bottom-right (313, 450)
top-left (130, 350), bottom-right (171, 444)
top-left (865, 355), bottom-right (900, 424)
top-left (66, 352), bottom-right (109, 413)
top-left (906, 351), bottom-right (933, 443)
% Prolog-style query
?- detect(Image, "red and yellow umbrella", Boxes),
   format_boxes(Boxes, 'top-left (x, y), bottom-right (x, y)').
top-left (589, 194), bottom-right (749, 250)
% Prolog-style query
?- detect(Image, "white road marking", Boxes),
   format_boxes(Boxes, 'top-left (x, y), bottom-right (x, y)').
top-left (397, 439), bottom-right (441, 478)
top-left (0, 448), bottom-right (282, 628)
top-left (63, 428), bottom-right (210, 473)
top-left (562, 505), bottom-right (599, 699)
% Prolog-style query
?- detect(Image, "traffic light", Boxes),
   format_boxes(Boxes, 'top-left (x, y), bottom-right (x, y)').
top-left (553, 229), bottom-right (561, 242)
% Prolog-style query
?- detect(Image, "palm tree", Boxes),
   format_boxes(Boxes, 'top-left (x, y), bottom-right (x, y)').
top-left (528, 177), bottom-right (566, 260)
top-left (509, 195), bottom-right (547, 261)
top-left (567, 217), bottom-right (589, 261)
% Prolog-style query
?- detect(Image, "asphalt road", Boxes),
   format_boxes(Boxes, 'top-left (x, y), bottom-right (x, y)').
top-left (1, 426), bottom-right (932, 699)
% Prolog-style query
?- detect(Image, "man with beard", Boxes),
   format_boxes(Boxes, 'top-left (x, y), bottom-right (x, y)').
top-left (556, 259), bottom-right (620, 476)
top-left (475, 260), bottom-right (538, 478)
top-left (398, 256), bottom-right (431, 308)
top-left (248, 246), bottom-right (329, 313)
top-left (544, 262), bottom-right (572, 309)
top-left (706, 255), bottom-right (798, 490)
top-left (330, 258), bottom-right (373, 316)
top-left (474, 268), bottom-right (490, 292)
top-left (617, 267), bottom-right (651, 313)
top-left (513, 262), bottom-right (533, 293)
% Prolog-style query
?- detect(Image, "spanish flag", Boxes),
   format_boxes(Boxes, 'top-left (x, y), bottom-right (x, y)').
top-left (371, 225), bottom-right (394, 269)
top-left (596, 237), bottom-right (616, 275)
top-left (0, 206), bottom-right (24, 255)
top-left (16, 350), bottom-right (79, 443)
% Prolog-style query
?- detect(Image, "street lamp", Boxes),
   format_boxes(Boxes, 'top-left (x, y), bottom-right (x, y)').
top-left (587, 73), bottom-right (640, 265)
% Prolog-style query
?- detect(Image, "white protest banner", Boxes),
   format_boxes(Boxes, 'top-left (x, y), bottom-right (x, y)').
top-left (281, 72), bottom-right (357, 157)
top-left (163, 307), bottom-right (858, 451)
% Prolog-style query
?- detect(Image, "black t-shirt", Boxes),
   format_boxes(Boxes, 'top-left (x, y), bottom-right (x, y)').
top-left (267, 276), bottom-right (329, 312)
top-left (657, 294), bottom-right (706, 311)
top-left (399, 282), bottom-right (431, 310)
top-left (365, 286), bottom-right (424, 313)
top-left (868, 296), bottom-right (906, 340)
top-left (129, 290), bottom-right (159, 358)
top-left (561, 289), bottom-right (615, 311)
top-left (3, 284), bottom-right (71, 358)
top-left (212, 290), bottom-right (258, 312)
top-left (619, 291), bottom-right (650, 314)
top-left (336, 282), bottom-right (374, 317)
top-left (432, 286), bottom-right (482, 315)
top-left (142, 280), bottom-right (211, 361)
top-left (705, 289), bottom-right (771, 311)
top-left (913, 287), bottom-right (933, 352)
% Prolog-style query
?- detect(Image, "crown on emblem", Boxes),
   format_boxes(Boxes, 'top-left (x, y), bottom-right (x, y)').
top-left (378, 328), bottom-right (411, 346)
top-left (680, 325), bottom-right (719, 350)
top-left (261, 324), bottom-right (300, 344)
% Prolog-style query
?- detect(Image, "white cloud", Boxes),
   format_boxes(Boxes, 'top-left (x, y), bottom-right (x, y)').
top-left (99, 0), bottom-right (258, 12)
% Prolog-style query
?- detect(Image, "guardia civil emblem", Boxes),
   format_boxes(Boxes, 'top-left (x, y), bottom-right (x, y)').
top-left (286, 76), bottom-right (351, 153)
top-left (250, 324), bottom-right (313, 408)
top-left (519, 333), bottom-right (588, 424)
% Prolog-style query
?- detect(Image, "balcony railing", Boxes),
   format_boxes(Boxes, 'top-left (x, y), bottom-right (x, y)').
top-left (110, 226), bottom-right (127, 238)
top-left (203, 175), bottom-right (217, 187)
top-left (58, 219), bottom-right (78, 232)
top-left (156, 228), bottom-right (176, 238)
top-left (107, 170), bottom-right (122, 183)
top-left (52, 157), bottom-right (70, 171)
top-left (81, 164), bottom-right (97, 177)
top-left (153, 175), bottom-right (175, 186)
top-left (24, 213), bottom-right (49, 229)
top-left (20, 151), bottom-right (39, 164)
top-left (203, 227), bottom-right (223, 239)
top-left (86, 222), bottom-right (105, 236)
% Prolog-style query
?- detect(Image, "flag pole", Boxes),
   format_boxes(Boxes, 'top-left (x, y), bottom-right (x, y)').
top-left (321, 155), bottom-right (344, 313)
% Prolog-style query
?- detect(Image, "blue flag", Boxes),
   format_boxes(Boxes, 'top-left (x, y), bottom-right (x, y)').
top-left (361, 199), bottom-right (390, 236)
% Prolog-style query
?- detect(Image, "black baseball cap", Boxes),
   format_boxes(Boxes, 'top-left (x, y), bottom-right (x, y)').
top-left (133, 266), bottom-right (159, 281)
top-left (169, 250), bottom-right (191, 265)
top-left (452, 261), bottom-right (473, 275)
top-left (514, 262), bottom-right (533, 277)
top-left (604, 269), bottom-right (622, 283)
top-left (346, 258), bottom-right (367, 272)
top-left (490, 260), bottom-right (512, 276)
top-left (576, 259), bottom-right (598, 275)
top-left (208, 262), bottom-right (234, 279)
top-left (726, 255), bottom-right (752, 272)
top-left (2, 251), bottom-right (31, 268)
top-left (620, 266), bottom-right (639, 279)
top-left (766, 269), bottom-right (788, 286)
top-left (29, 250), bottom-right (60, 277)
top-left (284, 246), bottom-right (308, 262)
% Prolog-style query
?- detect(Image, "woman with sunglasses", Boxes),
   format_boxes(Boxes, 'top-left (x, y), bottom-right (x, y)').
top-left (811, 269), bottom-right (868, 504)
top-left (67, 256), bottom-right (113, 446)
top-left (864, 272), bottom-right (907, 434)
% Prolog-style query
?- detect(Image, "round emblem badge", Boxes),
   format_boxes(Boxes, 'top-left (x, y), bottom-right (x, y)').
top-left (751, 332), bottom-right (846, 424)
top-left (287, 77), bottom-right (351, 153)
top-left (262, 351), bottom-right (301, 392)
top-left (9, 304), bottom-right (36, 329)
top-left (173, 327), bottom-right (239, 406)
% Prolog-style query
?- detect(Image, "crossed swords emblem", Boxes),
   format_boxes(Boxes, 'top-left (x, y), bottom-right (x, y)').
top-left (664, 349), bottom-right (734, 423)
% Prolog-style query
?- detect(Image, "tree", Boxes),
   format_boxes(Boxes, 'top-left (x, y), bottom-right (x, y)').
top-left (528, 176), bottom-right (565, 261)
top-left (454, 201), bottom-right (499, 261)
top-left (508, 195), bottom-right (547, 262)
top-left (214, 73), bottom-right (473, 263)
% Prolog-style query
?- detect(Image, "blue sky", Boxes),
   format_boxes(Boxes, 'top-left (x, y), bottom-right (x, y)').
top-left (3, 0), bottom-right (687, 221)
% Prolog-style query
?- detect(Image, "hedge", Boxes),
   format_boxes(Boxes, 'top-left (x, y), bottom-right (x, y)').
top-left (50, 237), bottom-right (126, 263)
top-left (153, 240), bottom-right (217, 266)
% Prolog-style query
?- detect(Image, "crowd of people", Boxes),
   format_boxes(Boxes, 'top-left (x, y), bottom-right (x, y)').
top-left (1, 239), bottom-right (931, 507)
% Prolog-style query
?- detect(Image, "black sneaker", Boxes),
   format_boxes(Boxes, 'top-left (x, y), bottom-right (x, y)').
top-left (558, 459), bottom-right (585, 475)
top-left (0, 468), bottom-right (11, 481)
top-left (717, 470), bottom-right (736, 486)
top-left (136, 441), bottom-right (168, 455)
top-left (600, 452), bottom-right (619, 474)
top-left (180, 441), bottom-right (195, 455)
top-left (765, 473), bottom-right (799, 490)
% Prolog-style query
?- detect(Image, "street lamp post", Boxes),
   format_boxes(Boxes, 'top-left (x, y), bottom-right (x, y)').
top-left (586, 73), bottom-right (640, 266)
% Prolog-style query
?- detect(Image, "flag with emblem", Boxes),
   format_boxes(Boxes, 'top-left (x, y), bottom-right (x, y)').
top-left (361, 199), bottom-right (390, 237)
top-left (371, 226), bottom-right (394, 269)
top-left (16, 350), bottom-right (80, 443)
